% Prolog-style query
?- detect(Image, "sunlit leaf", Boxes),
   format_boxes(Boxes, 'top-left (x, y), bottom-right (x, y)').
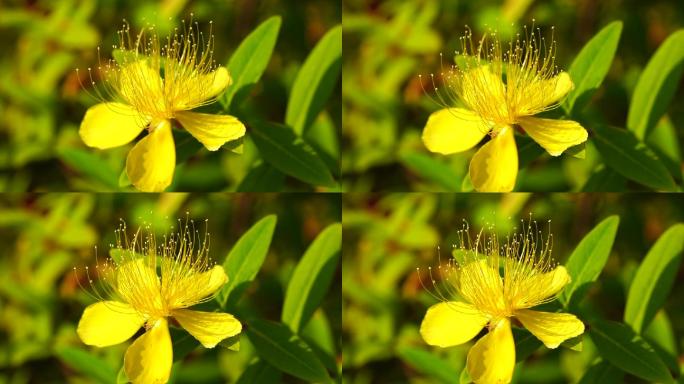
top-left (624, 224), bottom-right (684, 333)
top-left (286, 25), bottom-right (341, 136)
top-left (282, 223), bottom-right (341, 332)
top-left (563, 21), bottom-right (622, 114)
top-left (627, 30), bottom-right (684, 139)
top-left (220, 16), bottom-right (281, 111)
top-left (217, 215), bottom-right (277, 309)
top-left (559, 215), bottom-right (619, 308)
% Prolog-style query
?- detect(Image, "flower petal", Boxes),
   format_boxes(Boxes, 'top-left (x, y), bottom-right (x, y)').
top-left (469, 126), bottom-right (518, 192)
top-left (512, 266), bottom-right (571, 308)
top-left (458, 260), bottom-right (507, 314)
top-left (77, 301), bottom-right (145, 347)
top-left (171, 309), bottom-right (242, 348)
top-left (126, 119), bottom-right (176, 192)
top-left (163, 265), bottom-right (228, 308)
top-left (459, 65), bottom-right (507, 117)
top-left (422, 108), bottom-right (490, 154)
top-left (420, 301), bottom-right (489, 347)
top-left (79, 103), bottom-right (148, 149)
top-left (517, 116), bottom-right (588, 156)
top-left (514, 71), bottom-right (574, 115)
top-left (175, 111), bottom-right (245, 151)
top-left (515, 309), bottom-right (585, 349)
top-left (170, 66), bottom-right (231, 110)
top-left (467, 318), bottom-right (515, 384)
top-left (118, 60), bottom-right (164, 109)
top-left (124, 318), bottom-right (172, 384)
top-left (116, 258), bottom-right (163, 312)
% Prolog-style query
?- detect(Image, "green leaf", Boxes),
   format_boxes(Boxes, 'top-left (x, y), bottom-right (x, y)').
top-left (397, 347), bottom-right (459, 384)
top-left (459, 366), bottom-right (472, 384)
top-left (581, 166), bottom-right (626, 192)
top-left (577, 360), bottom-right (623, 384)
top-left (220, 16), bottom-right (281, 111)
top-left (246, 319), bottom-right (330, 383)
top-left (236, 162), bottom-right (285, 192)
top-left (249, 120), bottom-right (336, 187)
top-left (399, 152), bottom-right (461, 191)
top-left (217, 215), bottom-right (277, 309)
top-left (55, 346), bottom-right (117, 384)
top-left (58, 148), bottom-right (119, 190)
top-left (624, 223), bottom-right (684, 333)
top-left (627, 30), bottom-right (684, 139)
top-left (286, 25), bottom-right (341, 135)
top-left (516, 134), bottom-right (545, 168)
top-left (282, 223), bottom-right (341, 332)
top-left (170, 327), bottom-right (200, 362)
top-left (563, 21), bottom-right (623, 114)
top-left (236, 359), bottom-right (282, 384)
top-left (592, 125), bottom-right (676, 190)
top-left (559, 215), bottom-right (619, 308)
top-left (589, 319), bottom-right (672, 382)
top-left (513, 327), bottom-right (542, 362)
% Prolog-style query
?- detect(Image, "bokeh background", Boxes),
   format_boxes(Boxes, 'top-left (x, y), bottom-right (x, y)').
top-left (342, 193), bottom-right (684, 383)
top-left (342, 0), bottom-right (684, 191)
top-left (0, 193), bottom-right (341, 383)
top-left (0, 0), bottom-right (341, 191)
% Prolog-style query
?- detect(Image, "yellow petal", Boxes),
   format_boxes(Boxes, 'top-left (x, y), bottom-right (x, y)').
top-left (469, 126), bottom-right (518, 192)
top-left (174, 111), bottom-right (245, 151)
top-left (420, 301), bottom-right (488, 347)
top-left (422, 108), bottom-right (490, 154)
top-left (116, 258), bottom-right (163, 312)
top-left (118, 60), bottom-right (164, 108)
top-left (512, 266), bottom-right (571, 309)
top-left (77, 301), bottom-right (145, 347)
top-left (79, 103), bottom-right (148, 149)
top-left (514, 72), bottom-right (574, 115)
top-left (124, 318), bottom-right (172, 384)
top-left (517, 116), bottom-right (588, 156)
top-left (458, 260), bottom-right (506, 314)
top-left (172, 309), bottom-right (242, 348)
top-left (164, 265), bottom-right (228, 308)
top-left (126, 119), bottom-right (176, 192)
top-left (467, 318), bottom-right (515, 384)
top-left (515, 309), bottom-right (585, 349)
top-left (459, 65), bottom-right (507, 116)
top-left (170, 66), bottom-right (231, 110)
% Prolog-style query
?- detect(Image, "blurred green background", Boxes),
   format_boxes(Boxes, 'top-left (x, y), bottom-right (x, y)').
top-left (342, 193), bottom-right (684, 383)
top-left (0, 0), bottom-right (341, 191)
top-left (0, 193), bottom-right (341, 383)
top-left (342, 0), bottom-right (684, 191)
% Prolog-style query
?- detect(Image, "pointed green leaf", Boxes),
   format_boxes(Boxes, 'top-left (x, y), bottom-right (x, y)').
top-left (589, 320), bottom-right (672, 382)
top-left (592, 125), bottom-right (676, 190)
top-left (559, 215), bottom-right (619, 308)
top-left (246, 319), bottom-right (330, 383)
top-left (564, 21), bottom-right (623, 114)
top-left (220, 16), bottom-right (281, 111)
top-left (286, 25), bottom-right (341, 135)
top-left (625, 223), bottom-right (684, 333)
top-left (217, 215), bottom-right (277, 308)
top-left (55, 346), bottom-right (117, 384)
top-left (282, 223), bottom-right (341, 332)
top-left (236, 162), bottom-right (285, 192)
top-left (628, 30), bottom-right (684, 139)
top-left (58, 148), bottom-right (119, 190)
top-left (398, 347), bottom-right (459, 384)
top-left (249, 120), bottom-right (336, 187)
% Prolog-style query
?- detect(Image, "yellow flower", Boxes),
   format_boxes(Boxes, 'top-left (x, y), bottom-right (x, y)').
top-left (422, 25), bottom-right (588, 192)
top-left (77, 220), bottom-right (241, 384)
top-left (419, 222), bottom-right (584, 383)
top-left (78, 19), bottom-right (246, 192)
